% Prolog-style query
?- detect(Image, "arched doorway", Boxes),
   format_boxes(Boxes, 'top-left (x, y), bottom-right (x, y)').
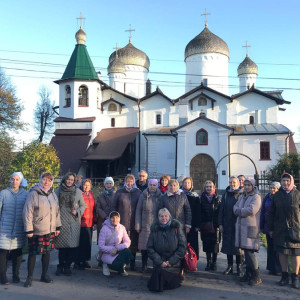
top-left (190, 154), bottom-right (215, 191)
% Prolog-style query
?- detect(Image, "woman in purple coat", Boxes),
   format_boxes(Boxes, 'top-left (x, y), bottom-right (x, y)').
top-left (260, 182), bottom-right (281, 275)
top-left (98, 211), bottom-right (133, 276)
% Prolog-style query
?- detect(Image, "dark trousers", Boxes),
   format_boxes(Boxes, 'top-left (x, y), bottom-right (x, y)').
top-left (58, 248), bottom-right (78, 268)
top-left (227, 254), bottom-right (242, 265)
top-left (0, 248), bottom-right (22, 279)
top-left (187, 229), bottom-right (199, 260)
top-left (244, 249), bottom-right (258, 271)
top-left (76, 227), bottom-right (93, 264)
top-left (266, 234), bottom-right (281, 273)
top-left (108, 248), bottom-right (133, 273)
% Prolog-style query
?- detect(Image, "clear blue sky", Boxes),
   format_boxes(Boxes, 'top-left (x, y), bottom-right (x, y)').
top-left (1, 0), bottom-right (299, 148)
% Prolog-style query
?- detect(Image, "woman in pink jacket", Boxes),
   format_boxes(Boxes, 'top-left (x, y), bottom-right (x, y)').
top-left (98, 211), bottom-right (133, 276)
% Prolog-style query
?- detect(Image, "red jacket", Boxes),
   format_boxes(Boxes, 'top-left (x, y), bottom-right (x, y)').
top-left (81, 192), bottom-right (96, 227)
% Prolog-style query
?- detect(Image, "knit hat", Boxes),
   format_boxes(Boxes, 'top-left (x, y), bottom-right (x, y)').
top-left (10, 172), bottom-right (27, 187)
top-left (148, 178), bottom-right (158, 187)
top-left (244, 177), bottom-right (256, 187)
top-left (270, 181), bottom-right (280, 190)
top-left (104, 177), bottom-right (114, 186)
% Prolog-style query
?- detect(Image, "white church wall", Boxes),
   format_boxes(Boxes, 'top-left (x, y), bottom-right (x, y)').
top-left (238, 74), bottom-right (257, 93)
top-left (109, 73), bottom-right (125, 93)
top-left (124, 65), bottom-right (148, 98)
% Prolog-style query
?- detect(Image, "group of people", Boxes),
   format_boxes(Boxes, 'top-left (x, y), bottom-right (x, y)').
top-left (0, 170), bottom-right (299, 293)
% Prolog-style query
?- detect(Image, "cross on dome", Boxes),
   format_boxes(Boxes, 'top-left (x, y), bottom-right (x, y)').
top-left (113, 43), bottom-right (119, 58)
top-left (125, 24), bottom-right (135, 43)
top-left (243, 41), bottom-right (251, 57)
top-left (201, 8), bottom-right (211, 27)
top-left (76, 12), bottom-right (86, 29)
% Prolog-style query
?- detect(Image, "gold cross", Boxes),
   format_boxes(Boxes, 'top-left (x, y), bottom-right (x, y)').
top-left (125, 24), bottom-right (135, 43)
top-left (243, 41), bottom-right (251, 57)
top-left (201, 8), bottom-right (211, 27)
top-left (76, 12), bottom-right (86, 29)
top-left (113, 43), bottom-right (119, 58)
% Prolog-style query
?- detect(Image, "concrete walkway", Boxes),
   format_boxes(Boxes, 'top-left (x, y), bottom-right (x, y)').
top-left (1, 232), bottom-right (299, 299)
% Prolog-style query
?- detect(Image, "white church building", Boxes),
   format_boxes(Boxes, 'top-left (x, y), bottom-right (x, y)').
top-left (50, 23), bottom-right (295, 190)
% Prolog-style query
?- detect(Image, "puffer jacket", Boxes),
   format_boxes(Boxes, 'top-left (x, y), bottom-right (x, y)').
top-left (23, 185), bottom-right (61, 236)
top-left (0, 187), bottom-right (28, 250)
top-left (268, 187), bottom-right (300, 249)
top-left (98, 219), bottom-right (131, 265)
top-left (234, 188), bottom-right (261, 251)
top-left (81, 192), bottom-right (96, 228)
top-left (135, 188), bottom-right (161, 250)
top-left (147, 219), bottom-right (186, 267)
top-left (158, 191), bottom-right (192, 229)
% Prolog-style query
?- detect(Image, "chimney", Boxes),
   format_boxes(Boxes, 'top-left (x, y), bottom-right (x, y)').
top-left (146, 79), bottom-right (151, 95)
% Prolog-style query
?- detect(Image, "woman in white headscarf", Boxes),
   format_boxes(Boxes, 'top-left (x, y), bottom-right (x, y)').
top-left (0, 172), bottom-right (28, 285)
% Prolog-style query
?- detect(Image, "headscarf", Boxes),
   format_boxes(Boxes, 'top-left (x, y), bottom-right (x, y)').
top-left (203, 180), bottom-right (216, 203)
top-left (158, 208), bottom-right (172, 230)
top-left (228, 176), bottom-right (240, 192)
top-left (10, 172), bottom-right (27, 188)
top-left (148, 179), bottom-right (158, 187)
top-left (181, 177), bottom-right (198, 197)
top-left (270, 181), bottom-right (280, 190)
top-left (281, 173), bottom-right (295, 191)
top-left (123, 174), bottom-right (137, 191)
top-left (37, 173), bottom-right (54, 193)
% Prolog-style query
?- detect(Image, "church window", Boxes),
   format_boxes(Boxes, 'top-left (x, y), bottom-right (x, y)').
top-left (111, 118), bottom-right (115, 127)
top-left (78, 85), bottom-right (88, 106)
top-left (202, 78), bottom-right (208, 86)
top-left (249, 116), bottom-right (254, 124)
top-left (198, 96), bottom-right (207, 106)
top-left (65, 85), bottom-right (71, 107)
top-left (260, 141), bottom-right (270, 160)
top-left (156, 114), bottom-right (162, 125)
top-left (108, 103), bottom-right (117, 112)
top-left (196, 129), bottom-right (208, 145)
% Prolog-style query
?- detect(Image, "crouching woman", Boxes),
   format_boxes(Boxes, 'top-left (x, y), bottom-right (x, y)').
top-left (147, 208), bottom-right (186, 292)
top-left (98, 211), bottom-right (133, 276)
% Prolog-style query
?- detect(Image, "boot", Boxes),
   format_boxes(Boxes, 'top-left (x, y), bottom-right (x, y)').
top-left (249, 269), bottom-right (262, 286)
top-left (12, 255), bottom-right (22, 283)
top-left (278, 272), bottom-right (289, 286)
top-left (141, 250), bottom-right (148, 273)
top-left (0, 273), bottom-right (9, 285)
top-left (224, 265), bottom-right (233, 275)
top-left (291, 273), bottom-right (299, 289)
top-left (102, 263), bottom-right (110, 276)
top-left (55, 264), bottom-right (63, 276)
top-left (119, 264), bottom-right (128, 276)
top-left (240, 267), bottom-right (252, 282)
top-left (40, 274), bottom-right (53, 283)
top-left (24, 276), bottom-right (32, 288)
top-left (205, 260), bottom-right (211, 271)
top-left (63, 266), bottom-right (72, 276)
top-left (236, 264), bottom-right (243, 277)
top-left (210, 262), bottom-right (217, 271)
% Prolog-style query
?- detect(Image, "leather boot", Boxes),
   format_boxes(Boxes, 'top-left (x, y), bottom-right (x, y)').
top-left (240, 267), bottom-right (252, 282)
top-left (205, 260), bottom-right (211, 271)
top-left (278, 272), bottom-right (289, 286)
top-left (249, 268), bottom-right (262, 286)
top-left (141, 250), bottom-right (148, 273)
top-left (224, 265), bottom-right (233, 275)
top-left (291, 273), bottom-right (299, 289)
top-left (55, 264), bottom-right (63, 276)
top-left (12, 255), bottom-right (22, 283)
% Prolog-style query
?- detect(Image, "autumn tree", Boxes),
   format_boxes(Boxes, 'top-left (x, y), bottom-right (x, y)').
top-left (34, 86), bottom-right (56, 142)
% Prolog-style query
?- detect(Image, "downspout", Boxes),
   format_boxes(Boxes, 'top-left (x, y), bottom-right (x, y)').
top-left (143, 134), bottom-right (149, 172)
top-left (138, 99), bottom-right (141, 171)
top-left (172, 132), bottom-right (178, 179)
top-left (228, 132), bottom-right (232, 177)
top-left (285, 132), bottom-right (292, 154)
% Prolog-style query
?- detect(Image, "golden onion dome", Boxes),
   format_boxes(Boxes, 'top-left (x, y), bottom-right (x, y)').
top-left (75, 27), bottom-right (86, 45)
top-left (107, 56), bottom-right (126, 75)
top-left (237, 55), bottom-right (258, 76)
top-left (109, 42), bottom-right (150, 70)
top-left (185, 25), bottom-right (229, 60)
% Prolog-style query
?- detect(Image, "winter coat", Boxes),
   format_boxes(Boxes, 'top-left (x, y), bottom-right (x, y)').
top-left (0, 187), bottom-right (27, 250)
top-left (113, 187), bottom-right (142, 231)
top-left (23, 185), bottom-right (61, 236)
top-left (268, 188), bottom-right (300, 249)
top-left (234, 188), bottom-right (261, 251)
top-left (158, 191), bottom-right (192, 229)
top-left (55, 187), bottom-right (86, 248)
top-left (136, 180), bottom-right (148, 192)
top-left (260, 193), bottom-right (273, 234)
top-left (184, 192), bottom-right (200, 229)
top-left (147, 219), bottom-right (186, 268)
top-left (218, 187), bottom-right (243, 255)
top-left (135, 188), bottom-right (161, 250)
top-left (98, 219), bottom-right (131, 265)
top-left (96, 190), bottom-right (116, 231)
top-left (81, 192), bottom-right (96, 228)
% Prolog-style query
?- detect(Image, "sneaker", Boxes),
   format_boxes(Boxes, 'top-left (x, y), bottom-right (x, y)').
top-left (24, 276), bottom-right (32, 288)
top-left (102, 264), bottom-right (110, 276)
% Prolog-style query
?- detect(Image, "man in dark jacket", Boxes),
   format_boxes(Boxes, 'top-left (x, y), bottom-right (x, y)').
top-left (136, 170), bottom-right (148, 192)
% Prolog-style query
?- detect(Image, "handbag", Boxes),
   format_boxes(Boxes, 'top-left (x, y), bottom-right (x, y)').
top-left (200, 221), bottom-right (215, 234)
top-left (184, 243), bottom-right (197, 271)
top-left (96, 229), bottom-right (118, 262)
top-left (287, 225), bottom-right (300, 243)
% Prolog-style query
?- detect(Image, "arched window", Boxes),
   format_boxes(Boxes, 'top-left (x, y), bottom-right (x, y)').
top-left (78, 85), bottom-right (88, 106)
top-left (196, 128), bottom-right (208, 145)
top-left (156, 114), bottom-right (161, 125)
top-left (198, 96), bottom-right (207, 106)
top-left (65, 85), bottom-right (71, 107)
top-left (111, 118), bottom-right (115, 127)
top-left (108, 103), bottom-right (117, 112)
top-left (249, 115), bottom-right (254, 125)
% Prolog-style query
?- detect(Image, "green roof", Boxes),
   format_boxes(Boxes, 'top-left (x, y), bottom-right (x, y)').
top-left (61, 44), bottom-right (98, 80)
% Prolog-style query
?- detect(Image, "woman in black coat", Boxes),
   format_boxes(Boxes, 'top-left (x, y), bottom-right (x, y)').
top-left (147, 208), bottom-right (186, 292)
top-left (218, 176), bottom-right (243, 276)
top-left (200, 180), bottom-right (221, 271)
top-left (182, 177), bottom-right (200, 259)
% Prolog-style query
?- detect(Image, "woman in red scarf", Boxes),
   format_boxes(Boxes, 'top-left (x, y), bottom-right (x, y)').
top-left (159, 174), bottom-right (170, 194)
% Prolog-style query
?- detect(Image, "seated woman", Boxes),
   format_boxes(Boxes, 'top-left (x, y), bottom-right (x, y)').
top-left (98, 211), bottom-right (133, 276)
top-left (147, 208), bottom-right (186, 292)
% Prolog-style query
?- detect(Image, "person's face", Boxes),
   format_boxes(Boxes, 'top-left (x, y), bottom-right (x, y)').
top-left (148, 183), bottom-right (157, 193)
top-left (244, 181), bottom-right (253, 193)
top-left (281, 178), bottom-right (291, 190)
top-left (104, 181), bottom-right (113, 190)
top-left (169, 182), bottom-right (178, 193)
top-left (76, 177), bottom-right (82, 183)
top-left (239, 176), bottom-right (245, 187)
top-left (66, 175), bottom-right (75, 187)
top-left (230, 178), bottom-right (239, 190)
top-left (126, 178), bottom-right (134, 189)
top-left (139, 172), bottom-right (147, 183)
top-left (11, 175), bottom-right (21, 189)
top-left (83, 181), bottom-right (91, 192)
top-left (183, 179), bottom-right (192, 190)
top-left (159, 212), bottom-right (170, 225)
top-left (161, 178), bottom-right (168, 187)
top-left (205, 183), bottom-right (213, 194)
top-left (41, 176), bottom-right (53, 190)
top-left (110, 215), bottom-right (120, 226)
top-left (269, 185), bottom-right (278, 194)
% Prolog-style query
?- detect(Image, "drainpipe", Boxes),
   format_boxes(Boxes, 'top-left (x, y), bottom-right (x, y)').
top-left (144, 134), bottom-right (149, 172)
top-left (285, 132), bottom-right (292, 154)
top-left (138, 99), bottom-right (141, 171)
top-left (172, 132), bottom-right (178, 178)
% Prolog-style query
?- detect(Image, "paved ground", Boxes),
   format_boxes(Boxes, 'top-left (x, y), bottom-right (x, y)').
top-left (1, 232), bottom-right (299, 299)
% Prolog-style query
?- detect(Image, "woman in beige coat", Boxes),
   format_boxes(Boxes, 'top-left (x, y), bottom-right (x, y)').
top-left (234, 177), bottom-right (262, 286)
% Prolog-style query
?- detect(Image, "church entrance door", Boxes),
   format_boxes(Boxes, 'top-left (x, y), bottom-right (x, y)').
top-left (190, 154), bottom-right (215, 191)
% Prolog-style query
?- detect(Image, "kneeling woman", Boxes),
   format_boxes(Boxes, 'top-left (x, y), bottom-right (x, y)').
top-left (147, 208), bottom-right (186, 292)
top-left (98, 211), bottom-right (133, 276)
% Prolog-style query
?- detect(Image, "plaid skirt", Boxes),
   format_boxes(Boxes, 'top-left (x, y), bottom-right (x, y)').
top-left (28, 233), bottom-right (56, 255)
